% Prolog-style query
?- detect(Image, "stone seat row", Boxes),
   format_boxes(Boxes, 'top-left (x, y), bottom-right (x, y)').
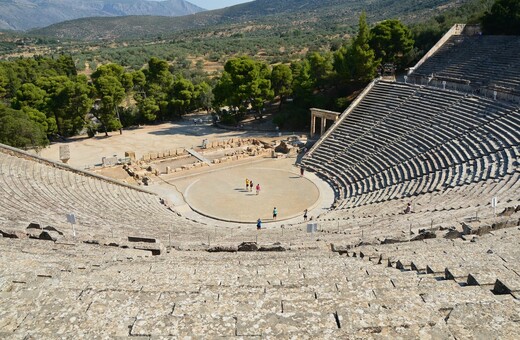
top-left (2, 236), bottom-right (518, 338)
top-left (411, 35), bottom-right (520, 92)
top-left (311, 97), bottom-right (518, 183)
top-left (348, 227), bottom-right (520, 297)
top-left (303, 81), bottom-right (519, 207)
top-left (0, 146), bottom-right (214, 244)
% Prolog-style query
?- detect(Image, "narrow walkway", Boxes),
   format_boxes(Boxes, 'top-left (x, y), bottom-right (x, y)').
top-left (186, 149), bottom-right (212, 165)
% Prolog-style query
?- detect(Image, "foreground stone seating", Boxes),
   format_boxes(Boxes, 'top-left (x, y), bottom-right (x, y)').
top-left (0, 235), bottom-right (518, 338)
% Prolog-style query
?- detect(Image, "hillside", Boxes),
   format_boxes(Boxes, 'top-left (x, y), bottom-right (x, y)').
top-left (32, 0), bottom-right (463, 41)
top-left (0, 0), bottom-right (205, 31)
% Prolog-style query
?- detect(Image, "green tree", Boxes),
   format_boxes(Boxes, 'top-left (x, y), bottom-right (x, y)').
top-left (334, 12), bottom-right (379, 81)
top-left (169, 77), bottom-right (195, 116)
top-left (37, 76), bottom-right (73, 136)
top-left (0, 65), bottom-right (8, 100)
top-left (214, 56), bottom-right (273, 118)
top-left (131, 70), bottom-right (146, 93)
top-left (137, 97), bottom-right (159, 122)
top-left (195, 81), bottom-right (214, 113)
top-left (64, 75), bottom-right (94, 136)
top-left (22, 107), bottom-right (56, 136)
top-left (369, 19), bottom-right (414, 68)
top-left (271, 64), bottom-right (293, 110)
top-left (12, 83), bottom-right (47, 111)
top-left (291, 59), bottom-right (314, 107)
top-left (482, 0), bottom-right (520, 34)
top-left (145, 57), bottom-right (173, 88)
top-left (307, 52), bottom-right (334, 89)
top-left (142, 57), bottom-right (174, 120)
top-left (91, 64), bottom-right (128, 135)
top-left (92, 75), bottom-right (125, 136)
top-left (0, 103), bottom-right (48, 148)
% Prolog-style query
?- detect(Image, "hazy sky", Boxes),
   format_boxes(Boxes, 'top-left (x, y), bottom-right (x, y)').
top-left (187, 0), bottom-right (254, 10)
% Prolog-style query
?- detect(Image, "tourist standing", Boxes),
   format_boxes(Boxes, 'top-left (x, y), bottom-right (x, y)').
top-left (257, 218), bottom-right (262, 230)
top-left (300, 167), bottom-right (304, 176)
top-left (273, 207), bottom-right (278, 220)
top-left (245, 178), bottom-right (249, 190)
top-left (256, 183), bottom-right (261, 195)
top-left (304, 209), bottom-right (308, 221)
top-left (249, 180), bottom-right (254, 192)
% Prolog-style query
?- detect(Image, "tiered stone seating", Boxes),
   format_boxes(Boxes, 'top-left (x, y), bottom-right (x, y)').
top-left (302, 80), bottom-right (520, 210)
top-left (347, 227), bottom-right (520, 299)
top-left (409, 35), bottom-right (520, 95)
top-left (1, 236), bottom-right (518, 338)
top-left (2, 28), bottom-right (520, 336)
top-left (0, 145), bottom-right (209, 245)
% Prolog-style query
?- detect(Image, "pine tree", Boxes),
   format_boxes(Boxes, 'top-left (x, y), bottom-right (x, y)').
top-left (334, 12), bottom-right (379, 82)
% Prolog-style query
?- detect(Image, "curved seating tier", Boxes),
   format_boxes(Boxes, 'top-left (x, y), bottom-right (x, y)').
top-left (1, 236), bottom-right (518, 338)
top-left (302, 81), bottom-right (520, 208)
top-left (0, 146), bottom-right (208, 242)
top-left (409, 35), bottom-right (520, 94)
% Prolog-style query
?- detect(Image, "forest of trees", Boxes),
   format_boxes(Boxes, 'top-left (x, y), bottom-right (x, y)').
top-left (0, 0), bottom-right (518, 149)
top-left (0, 14), bottom-right (414, 148)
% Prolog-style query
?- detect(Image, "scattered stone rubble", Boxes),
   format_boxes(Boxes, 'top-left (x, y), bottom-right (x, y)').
top-left (118, 138), bottom-right (272, 184)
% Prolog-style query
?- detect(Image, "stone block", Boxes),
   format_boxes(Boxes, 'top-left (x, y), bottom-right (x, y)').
top-left (411, 230), bottom-right (436, 241)
top-left (380, 238), bottom-right (403, 244)
top-left (444, 229), bottom-right (463, 239)
top-left (462, 222), bottom-right (492, 236)
top-left (102, 156), bottom-right (118, 167)
top-left (158, 152), bottom-right (164, 158)
top-left (258, 244), bottom-right (287, 251)
top-left (27, 222), bottom-right (41, 230)
top-left (150, 153), bottom-right (158, 160)
top-left (128, 236), bottom-right (157, 243)
top-left (125, 151), bottom-right (136, 161)
top-left (36, 231), bottom-right (57, 241)
top-left (142, 154), bottom-right (151, 162)
top-left (207, 245), bottom-right (238, 252)
top-left (498, 207), bottom-right (517, 217)
top-left (132, 242), bottom-right (163, 256)
top-left (43, 226), bottom-right (63, 235)
top-left (0, 229), bottom-right (28, 239)
top-left (238, 242), bottom-right (258, 251)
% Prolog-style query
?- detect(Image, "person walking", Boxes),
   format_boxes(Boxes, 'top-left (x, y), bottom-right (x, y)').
top-left (249, 180), bottom-right (254, 192)
top-left (273, 207), bottom-right (278, 220)
top-left (300, 167), bottom-right (304, 176)
top-left (256, 183), bottom-right (261, 195)
top-left (257, 218), bottom-right (262, 230)
top-left (245, 178), bottom-right (249, 191)
top-left (303, 209), bottom-right (308, 221)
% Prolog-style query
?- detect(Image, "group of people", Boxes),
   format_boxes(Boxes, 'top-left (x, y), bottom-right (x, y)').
top-left (245, 178), bottom-right (261, 195)
top-left (256, 207), bottom-right (277, 229)
top-left (257, 208), bottom-right (308, 229)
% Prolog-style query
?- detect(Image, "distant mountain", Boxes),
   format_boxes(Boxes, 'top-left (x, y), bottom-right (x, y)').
top-left (0, 0), bottom-right (205, 31)
top-left (31, 0), bottom-right (459, 41)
